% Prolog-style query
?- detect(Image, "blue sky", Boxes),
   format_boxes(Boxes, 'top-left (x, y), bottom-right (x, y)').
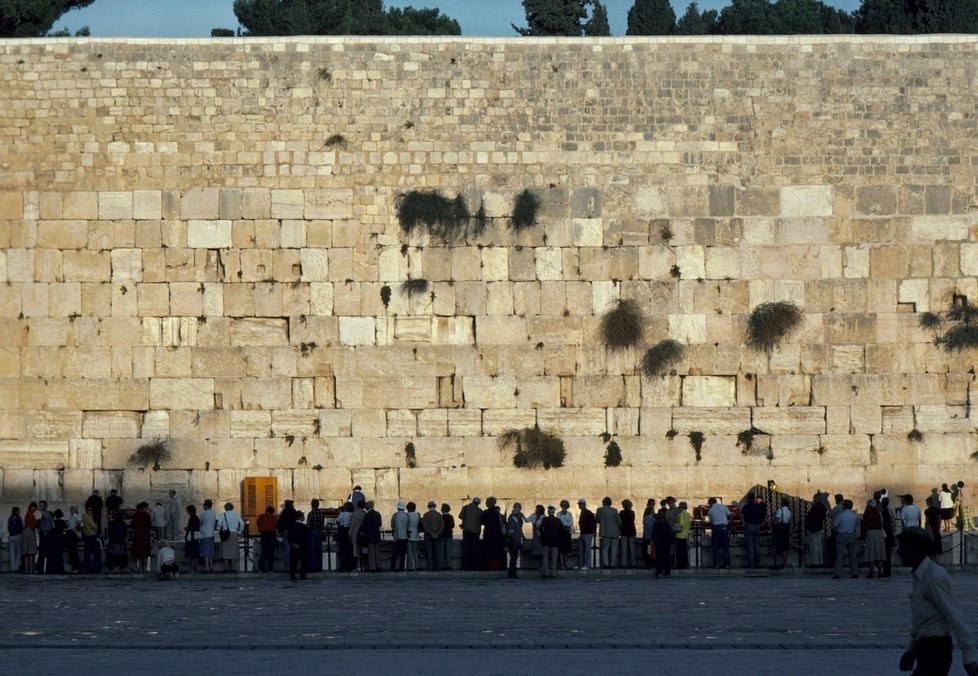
top-left (56, 0), bottom-right (861, 37)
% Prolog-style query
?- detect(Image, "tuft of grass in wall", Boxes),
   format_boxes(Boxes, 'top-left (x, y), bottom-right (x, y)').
top-left (600, 298), bottom-right (644, 350)
top-left (510, 189), bottom-right (542, 232)
top-left (659, 223), bottom-right (674, 242)
top-left (397, 190), bottom-right (476, 243)
top-left (907, 429), bottom-right (924, 442)
top-left (472, 203), bottom-right (489, 237)
top-left (318, 67), bottom-right (332, 82)
top-left (665, 429), bottom-right (678, 440)
top-left (405, 442), bottom-right (417, 469)
top-left (688, 431), bottom-right (705, 462)
top-left (400, 278), bottom-right (429, 299)
top-left (604, 440), bottom-right (623, 467)
top-left (736, 427), bottom-right (765, 454)
top-left (640, 339), bottom-right (684, 378)
top-left (129, 440), bottom-right (169, 471)
top-left (380, 285), bottom-right (392, 308)
top-left (324, 133), bottom-right (347, 149)
top-left (670, 264), bottom-right (681, 279)
top-left (500, 426), bottom-right (566, 469)
top-left (746, 301), bottom-right (803, 354)
top-left (312, 464), bottom-right (324, 471)
top-left (918, 311), bottom-right (942, 330)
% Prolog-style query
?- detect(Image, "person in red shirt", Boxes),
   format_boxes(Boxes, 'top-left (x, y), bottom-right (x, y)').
top-left (256, 506), bottom-right (278, 573)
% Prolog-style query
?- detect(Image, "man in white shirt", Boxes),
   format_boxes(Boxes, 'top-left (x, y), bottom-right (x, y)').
top-left (707, 497), bottom-right (731, 569)
top-left (897, 527), bottom-right (977, 676)
top-left (901, 494), bottom-right (923, 529)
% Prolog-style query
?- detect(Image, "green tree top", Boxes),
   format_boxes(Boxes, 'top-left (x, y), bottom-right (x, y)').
top-left (232, 0), bottom-right (460, 36)
top-left (627, 0), bottom-right (677, 34)
top-left (0, 0), bottom-right (94, 37)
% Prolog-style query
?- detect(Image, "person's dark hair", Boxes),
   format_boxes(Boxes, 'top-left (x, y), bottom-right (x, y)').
top-left (904, 495), bottom-right (915, 504)
top-left (747, 493), bottom-right (755, 502)
top-left (311, 499), bottom-right (320, 508)
top-left (265, 506), bottom-right (275, 514)
top-left (53, 509), bottom-right (63, 518)
top-left (203, 499), bottom-right (212, 508)
top-left (834, 493), bottom-right (844, 503)
top-left (958, 481), bottom-right (965, 488)
top-left (622, 499), bottom-right (632, 509)
top-left (441, 503), bottom-right (451, 513)
top-left (942, 483), bottom-right (949, 491)
top-left (535, 504), bottom-right (544, 515)
top-left (356, 499), bottom-right (365, 509)
top-left (186, 505), bottom-right (197, 515)
top-left (224, 502), bottom-right (233, 511)
top-left (843, 499), bottom-right (853, 510)
top-left (602, 496), bottom-right (612, 506)
top-left (708, 497), bottom-right (717, 505)
top-left (486, 496), bottom-right (497, 507)
top-left (406, 501), bottom-right (416, 512)
top-left (343, 501), bottom-right (354, 512)
top-left (11, 506), bottom-right (19, 515)
top-left (781, 497), bottom-right (790, 506)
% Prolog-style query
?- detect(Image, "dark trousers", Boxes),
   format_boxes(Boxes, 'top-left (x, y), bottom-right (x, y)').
top-left (507, 542), bottom-right (521, 578)
top-left (391, 539), bottom-right (407, 571)
top-left (424, 534), bottom-right (440, 571)
top-left (654, 540), bottom-right (672, 576)
top-left (462, 531), bottom-right (479, 570)
top-left (912, 636), bottom-right (953, 676)
top-left (711, 526), bottom-right (730, 567)
top-left (289, 547), bottom-right (307, 580)
top-left (83, 534), bottom-right (101, 573)
top-left (36, 531), bottom-right (49, 573)
top-left (307, 531), bottom-right (323, 572)
top-left (46, 533), bottom-right (65, 574)
top-left (65, 531), bottom-right (82, 572)
top-left (259, 532), bottom-right (277, 572)
top-left (675, 538), bottom-right (689, 569)
top-left (336, 526), bottom-right (351, 571)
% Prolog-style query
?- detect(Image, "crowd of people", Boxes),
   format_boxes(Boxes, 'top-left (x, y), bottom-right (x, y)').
top-left (0, 481), bottom-right (968, 582)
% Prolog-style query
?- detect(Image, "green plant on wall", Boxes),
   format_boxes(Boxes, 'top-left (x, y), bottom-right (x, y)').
top-left (920, 295), bottom-right (978, 352)
top-left (736, 427), bottom-right (765, 454)
top-left (405, 442), bottom-right (417, 468)
top-left (604, 440), bottom-right (623, 467)
top-left (600, 298), bottom-right (644, 350)
top-left (400, 278), bottom-right (429, 299)
top-left (510, 189), bottom-right (541, 231)
top-left (129, 440), bottom-right (169, 471)
top-left (500, 426), bottom-right (566, 469)
top-left (397, 190), bottom-right (479, 243)
top-left (640, 339), bottom-right (685, 378)
top-left (688, 431), bottom-right (705, 462)
top-left (746, 301), bottom-right (803, 353)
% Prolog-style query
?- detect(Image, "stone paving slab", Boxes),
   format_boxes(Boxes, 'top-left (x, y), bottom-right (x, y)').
top-left (1, 570), bottom-right (976, 674)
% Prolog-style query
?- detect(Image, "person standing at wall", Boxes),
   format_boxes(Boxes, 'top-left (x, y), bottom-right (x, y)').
top-left (741, 493), bottom-right (766, 569)
top-left (362, 501), bottom-right (382, 573)
top-left (651, 510), bottom-right (675, 579)
top-left (306, 499), bottom-right (324, 573)
top-left (459, 497), bottom-right (483, 571)
top-left (439, 503), bottom-right (455, 571)
top-left (707, 497), bottom-right (730, 569)
top-left (183, 505), bottom-right (200, 575)
top-left (577, 499), bottom-right (597, 571)
top-left (619, 499), bottom-right (637, 568)
top-left (773, 498), bottom-right (791, 570)
top-left (505, 502), bottom-right (526, 579)
top-left (805, 495), bottom-right (827, 567)
top-left (277, 499), bottom-right (298, 572)
top-left (64, 506), bottom-right (83, 574)
top-left (897, 527), bottom-right (978, 676)
top-left (167, 490), bottom-right (182, 540)
top-left (481, 497), bottom-right (506, 571)
top-left (85, 490), bottom-right (103, 536)
top-left (218, 502), bottom-right (245, 573)
top-left (81, 506), bottom-right (100, 574)
top-left (832, 499), bottom-right (860, 579)
top-left (539, 506), bottom-right (563, 579)
top-left (596, 497), bottom-right (621, 569)
top-left (256, 506), bottom-right (278, 573)
top-left (7, 507), bottom-right (23, 574)
top-left (287, 511), bottom-right (309, 581)
top-left (198, 499), bottom-right (217, 574)
top-left (675, 502), bottom-right (692, 570)
top-left (390, 501), bottom-right (409, 572)
top-left (422, 500), bottom-right (443, 572)
top-left (406, 502), bottom-right (421, 572)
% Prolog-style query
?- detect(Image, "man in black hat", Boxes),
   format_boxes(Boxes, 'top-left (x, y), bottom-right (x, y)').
top-left (897, 527), bottom-right (977, 675)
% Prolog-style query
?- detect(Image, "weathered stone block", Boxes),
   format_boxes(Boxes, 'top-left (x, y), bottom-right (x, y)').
top-left (753, 407), bottom-right (826, 435)
top-left (82, 411), bottom-right (141, 438)
top-left (188, 220), bottom-right (232, 248)
top-left (150, 378), bottom-right (214, 410)
top-left (305, 188), bottom-right (353, 219)
top-left (682, 376), bottom-right (736, 407)
top-left (99, 191), bottom-right (133, 219)
top-left (181, 188), bottom-right (219, 219)
top-left (780, 186), bottom-right (832, 217)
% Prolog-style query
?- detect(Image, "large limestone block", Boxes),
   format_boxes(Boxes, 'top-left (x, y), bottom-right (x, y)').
top-left (816, 434), bottom-right (872, 466)
top-left (133, 190), bottom-right (162, 220)
top-left (410, 437), bottom-right (464, 467)
top-left (914, 406), bottom-right (974, 433)
top-left (38, 220), bottom-right (87, 249)
top-left (780, 186), bottom-right (832, 217)
top-left (0, 440), bottom-right (68, 469)
top-left (671, 407), bottom-right (750, 435)
top-left (241, 378), bottom-right (292, 410)
top-left (811, 374), bottom-right (855, 406)
top-left (271, 410), bottom-right (318, 437)
top-left (62, 469), bottom-right (95, 502)
top-left (537, 408), bottom-right (605, 436)
top-left (318, 410), bottom-right (353, 437)
top-left (26, 410), bottom-right (82, 440)
top-left (682, 376), bottom-right (736, 407)
top-left (361, 377), bottom-right (437, 410)
top-left (187, 220), bottom-right (232, 248)
top-left (2, 468), bottom-right (35, 500)
top-left (46, 380), bottom-right (149, 411)
top-left (386, 409), bottom-right (417, 437)
top-left (338, 317), bottom-right (376, 346)
top-left (417, 408), bottom-right (448, 437)
top-left (271, 189), bottom-right (304, 219)
top-left (483, 409), bottom-right (537, 435)
top-left (82, 411), bottom-right (141, 438)
top-left (752, 407), bottom-right (825, 435)
top-left (150, 378), bottom-right (215, 410)
top-left (99, 191), bottom-right (133, 219)
top-left (475, 316), bottom-right (527, 345)
top-left (448, 409), bottom-right (482, 437)
top-left (68, 439), bottom-right (102, 469)
top-left (181, 188), bottom-right (220, 219)
top-left (463, 438), bottom-right (510, 468)
top-left (463, 375), bottom-right (517, 409)
top-left (229, 411), bottom-right (271, 438)
top-left (850, 404), bottom-right (882, 434)
top-left (230, 318), bottom-right (289, 346)
top-left (305, 188), bottom-right (353, 219)
top-left (432, 317), bottom-right (475, 345)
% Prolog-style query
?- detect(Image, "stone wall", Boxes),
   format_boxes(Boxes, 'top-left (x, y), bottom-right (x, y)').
top-left (1, 36), bottom-right (977, 515)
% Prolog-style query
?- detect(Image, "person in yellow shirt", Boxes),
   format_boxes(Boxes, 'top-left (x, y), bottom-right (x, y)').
top-left (675, 502), bottom-right (692, 570)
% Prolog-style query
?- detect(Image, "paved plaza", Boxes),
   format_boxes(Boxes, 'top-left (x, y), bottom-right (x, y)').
top-left (2, 568), bottom-right (978, 674)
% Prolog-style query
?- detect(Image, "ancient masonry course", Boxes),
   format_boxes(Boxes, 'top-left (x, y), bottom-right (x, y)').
top-left (1, 36), bottom-right (977, 514)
